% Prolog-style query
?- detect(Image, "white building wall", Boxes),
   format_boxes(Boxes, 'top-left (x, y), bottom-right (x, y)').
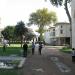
top-left (55, 25), bottom-right (60, 37)
top-left (49, 27), bottom-right (56, 45)
top-left (62, 24), bottom-right (70, 37)
top-left (71, 0), bottom-right (75, 48)
top-left (55, 24), bottom-right (70, 37)
top-left (50, 28), bottom-right (55, 38)
top-left (44, 31), bottom-right (51, 44)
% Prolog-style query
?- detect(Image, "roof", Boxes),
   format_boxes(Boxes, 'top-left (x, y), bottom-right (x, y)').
top-left (48, 26), bottom-right (55, 30)
top-left (54, 22), bottom-right (70, 26)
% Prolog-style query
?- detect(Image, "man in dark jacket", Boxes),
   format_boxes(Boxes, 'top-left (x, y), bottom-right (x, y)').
top-left (32, 42), bottom-right (35, 55)
top-left (72, 48), bottom-right (75, 62)
top-left (23, 42), bottom-right (28, 57)
top-left (39, 42), bottom-right (42, 55)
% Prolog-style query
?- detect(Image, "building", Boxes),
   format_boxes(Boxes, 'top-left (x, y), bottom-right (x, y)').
top-left (44, 26), bottom-right (56, 45)
top-left (54, 22), bottom-right (70, 46)
top-left (44, 29), bottom-right (51, 44)
top-left (44, 22), bottom-right (70, 46)
top-left (71, 0), bottom-right (75, 48)
top-left (49, 26), bottom-right (56, 45)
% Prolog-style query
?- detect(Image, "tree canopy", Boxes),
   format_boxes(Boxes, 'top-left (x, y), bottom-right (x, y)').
top-left (14, 21), bottom-right (28, 47)
top-left (28, 8), bottom-right (57, 40)
top-left (1, 26), bottom-right (15, 40)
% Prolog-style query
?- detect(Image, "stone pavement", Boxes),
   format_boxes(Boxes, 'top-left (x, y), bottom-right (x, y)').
top-left (22, 46), bottom-right (75, 75)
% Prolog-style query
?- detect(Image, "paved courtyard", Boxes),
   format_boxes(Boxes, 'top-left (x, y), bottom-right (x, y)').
top-left (22, 46), bottom-right (75, 75)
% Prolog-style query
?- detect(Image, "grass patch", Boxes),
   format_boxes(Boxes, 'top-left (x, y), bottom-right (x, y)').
top-left (0, 69), bottom-right (17, 75)
top-left (0, 44), bottom-right (32, 56)
top-left (0, 69), bottom-right (23, 75)
top-left (60, 47), bottom-right (72, 53)
top-left (0, 44), bottom-right (31, 75)
top-left (0, 47), bottom-right (21, 56)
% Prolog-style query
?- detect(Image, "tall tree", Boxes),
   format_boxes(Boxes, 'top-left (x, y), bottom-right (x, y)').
top-left (14, 21), bottom-right (28, 47)
top-left (24, 28), bottom-right (36, 41)
top-left (47, 0), bottom-right (72, 47)
top-left (28, 8), bottom-right (57, 40)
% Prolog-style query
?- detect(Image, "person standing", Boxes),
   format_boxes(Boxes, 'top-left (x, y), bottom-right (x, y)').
top-left (32, 42), bottom-right (35, 55)
top-left (38, 42), bottom-right (42, 55)
top-left (2, 39), bottom-right (8, 52)
top-left (72, 48), bottom-right (75, 62)
top-left (23, 42), bottom-right (28, 57)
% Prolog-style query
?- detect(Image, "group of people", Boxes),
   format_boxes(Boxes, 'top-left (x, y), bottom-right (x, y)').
top-left (23, 42), bottom-right (43, 57)
top-left (32, 42), bottom-right (43, 55)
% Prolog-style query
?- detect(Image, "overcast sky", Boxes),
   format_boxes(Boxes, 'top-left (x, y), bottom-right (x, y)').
top-left (0, 0), bottom-right (70, 29)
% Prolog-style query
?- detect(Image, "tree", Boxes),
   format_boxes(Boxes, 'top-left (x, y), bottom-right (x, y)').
top-left (28, 8), bottom-right (57, 40)
top-left (1, 26), bottom-right (15, 45)
top-left (48, 0), bottom-right (71, 23)
top-left (14, 21), bottom-right (28, 47)
top-left (26, 32), bottom-right (35, 41)
top-left (47, 0), bottom-right (72, 47)
top-left (23, 28), bottom-right (36, 41)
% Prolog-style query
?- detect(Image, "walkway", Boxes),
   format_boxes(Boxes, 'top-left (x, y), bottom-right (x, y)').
top-left (22, 46), bottom-right (75, 75)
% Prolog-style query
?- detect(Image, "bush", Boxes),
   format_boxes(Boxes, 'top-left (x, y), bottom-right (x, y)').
top-left (60, 47), bottom-right (72, 53)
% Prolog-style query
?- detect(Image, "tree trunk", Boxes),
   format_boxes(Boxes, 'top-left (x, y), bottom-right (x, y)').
top-left (39, 25), bottom-right (44, 41)
top-left (64, 0), bottom-right (72, 48)
top-left (9, 40), bottom-right (10, 46)
top-left (21, 36), bottom-right (23, 48)
top-left (40, 32), bottom-right (43, 41)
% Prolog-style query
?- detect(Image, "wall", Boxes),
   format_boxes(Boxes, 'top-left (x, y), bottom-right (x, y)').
top-left (72, 0), bottom-right (75, 48)
top-left (55, 24), bottom-right (70, 38)
top-left (44, 31), bottom-right (51, 44)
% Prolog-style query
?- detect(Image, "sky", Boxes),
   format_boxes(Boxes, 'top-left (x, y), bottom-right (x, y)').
top-left (0, 0), bottom-right (70, 30)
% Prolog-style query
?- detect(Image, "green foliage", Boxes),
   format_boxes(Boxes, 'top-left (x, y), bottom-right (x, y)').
top-left (48, 0), bottom-right (71, 23)
top-left (25, 29), bottom-right (36, 41)
top-left (60, 47), bottom-right (72, 53)
top-left (14, 21), bottom-right (28, 37)
top-left (1, 26), bottom-right (15, 40)
top-left (29, 8), bottom-right (57, 40)
top-left (29, 8), bottom-right (57, 26)
top-left (49, 0), bottom-right (71, 7)
top-left (14, 21), bottom-right (28, 47)
top-left (49, 0), bottom-right (63, 6)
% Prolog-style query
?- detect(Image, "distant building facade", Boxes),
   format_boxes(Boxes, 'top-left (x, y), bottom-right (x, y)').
top-left (44, 22), bottom-right (70, 46)
top-left (44, 30), bottom-right (51, 44)
top-left (49, 26), bottom-right (56, 45)
top-left (54, 22), bottom-right (70, 45)
top-left (44, 26), bottom-right (56, 45)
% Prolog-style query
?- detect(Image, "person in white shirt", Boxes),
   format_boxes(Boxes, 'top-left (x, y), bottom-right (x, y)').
top-left (2, 39), bottom-right (8, 52)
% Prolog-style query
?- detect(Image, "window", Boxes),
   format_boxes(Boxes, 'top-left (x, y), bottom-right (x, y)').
top-left (61, 25), bottom-right (63, 28)
top-left (53, 29), bottom-right (55, 31)
top-left (60, 30), bottom-right (63, 34)
top-left (53, 32), bottom-right (55, 36)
